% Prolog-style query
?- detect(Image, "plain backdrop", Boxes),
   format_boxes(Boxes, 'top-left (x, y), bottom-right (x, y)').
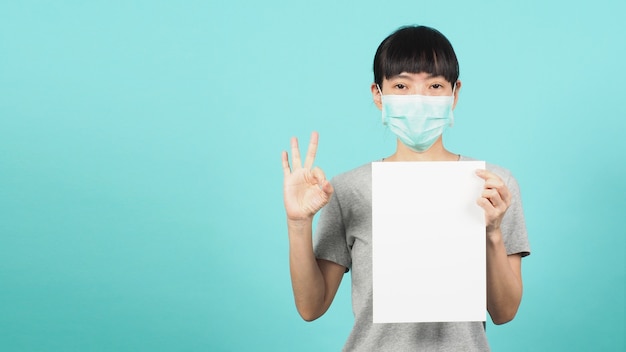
top-left (1, 0), bottom-right (624, 351)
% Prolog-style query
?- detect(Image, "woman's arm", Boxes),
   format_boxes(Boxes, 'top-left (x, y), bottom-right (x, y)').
top-left (476, 169), bottom-right (524, 324)
top-left (486, 231), bottom-right (523, 324)
top-left (288, 218), bottom-right (345, 321)
top-left (282, 132), bottom-right (345, 321)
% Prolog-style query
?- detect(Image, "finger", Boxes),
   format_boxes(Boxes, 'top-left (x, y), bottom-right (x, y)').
top-left (476, 169), bottom-right (511, 206)
top-left (311, 166), bottom-right (326, 186)
top-left (483, 177), bottom-right (503, 188)
top-left (303, 131), bottom-right (319, 170)
top-left (312, 167), bottom-right (334, 203)
top-left (477, 197), bottom-right (497, 218)
top-left (281, 150), bottom-right (291, 177)
top-left (496, 184), bottom-right (511, 207)
top-left (321, 178), bottom-right (334, 197)
top-left (477, 197), bottom-right (494, 210)
top-left (475, 169), bottom-right (489, 180)
top-left (499, 180), bottom-right (512, 205)
top-left (482, 188), bottom-right (501, 208)
top-left (290, 137), bottom-right (302, 170)
top-left (480, 172), bottom-right (511, 207)
top-left (475, 169), bottom-right (501, 182)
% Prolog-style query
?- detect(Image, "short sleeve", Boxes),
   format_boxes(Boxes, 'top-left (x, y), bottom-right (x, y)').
top-left (313, 181), bottom-right (352, 271)
top-left (500, 172), bottom-right (531, 257)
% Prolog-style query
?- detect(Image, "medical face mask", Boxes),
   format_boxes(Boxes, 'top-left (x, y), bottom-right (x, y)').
top-left (378, 85), bottom-right (455, 152)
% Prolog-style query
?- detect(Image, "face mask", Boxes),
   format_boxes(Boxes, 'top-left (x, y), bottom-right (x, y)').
top-left (378, 85), bottom-right (455, 152)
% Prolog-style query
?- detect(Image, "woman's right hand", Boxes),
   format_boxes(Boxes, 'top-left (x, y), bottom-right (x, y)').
top-left (282, 132), bottom-right (334, 222)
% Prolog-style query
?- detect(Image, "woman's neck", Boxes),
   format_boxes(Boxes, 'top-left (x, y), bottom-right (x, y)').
top-left (384, 139), bottom-right (459, 162)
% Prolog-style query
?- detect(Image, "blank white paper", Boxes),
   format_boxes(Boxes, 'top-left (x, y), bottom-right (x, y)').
top-left (372, 161), bottom-right (486, 323)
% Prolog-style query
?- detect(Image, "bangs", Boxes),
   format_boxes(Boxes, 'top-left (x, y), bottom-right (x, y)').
top-left (383, 46), bottom-right (458, 83)
top-left (374, 26), bottom-right (459, 86)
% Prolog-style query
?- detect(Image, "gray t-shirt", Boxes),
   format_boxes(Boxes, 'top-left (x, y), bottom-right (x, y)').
top-left (313, 156), bottom-right (531, 352)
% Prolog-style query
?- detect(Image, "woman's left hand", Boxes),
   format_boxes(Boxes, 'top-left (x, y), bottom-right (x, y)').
top-left (475, 169), bottom-right (511, 236)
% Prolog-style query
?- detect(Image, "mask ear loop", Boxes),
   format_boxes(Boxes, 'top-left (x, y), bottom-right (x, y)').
top-left (376, 84), bottom-right (385, 123)
top-left (449, 81), bottom-right (458, 127)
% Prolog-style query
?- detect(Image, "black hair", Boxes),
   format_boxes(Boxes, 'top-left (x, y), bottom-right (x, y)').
top-left (373, 25), bottom-right (459, 87)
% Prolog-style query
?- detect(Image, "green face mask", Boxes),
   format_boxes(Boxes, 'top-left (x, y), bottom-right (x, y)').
top-left (379, 85), bottom-right (455, 152)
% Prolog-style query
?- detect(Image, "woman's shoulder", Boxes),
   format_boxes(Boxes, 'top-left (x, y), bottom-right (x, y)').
top-left (329, 161), bottom-right (374, 189)
top-left (460, 155), bottom-right (514, 182)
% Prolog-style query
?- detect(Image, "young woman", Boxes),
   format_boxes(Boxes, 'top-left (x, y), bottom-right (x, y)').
top-left (281, 25), bottom-right (530, 351)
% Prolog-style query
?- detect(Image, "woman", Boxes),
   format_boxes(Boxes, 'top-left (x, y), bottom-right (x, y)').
top-left (281, 25), bottom-right (530, 351)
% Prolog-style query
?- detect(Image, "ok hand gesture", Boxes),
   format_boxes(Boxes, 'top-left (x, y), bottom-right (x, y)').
top-left (282, 132), bottom-right (334, 222)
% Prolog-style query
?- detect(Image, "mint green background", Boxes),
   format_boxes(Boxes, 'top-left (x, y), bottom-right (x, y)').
top-left (1, 1), bottom-right (624, 351)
